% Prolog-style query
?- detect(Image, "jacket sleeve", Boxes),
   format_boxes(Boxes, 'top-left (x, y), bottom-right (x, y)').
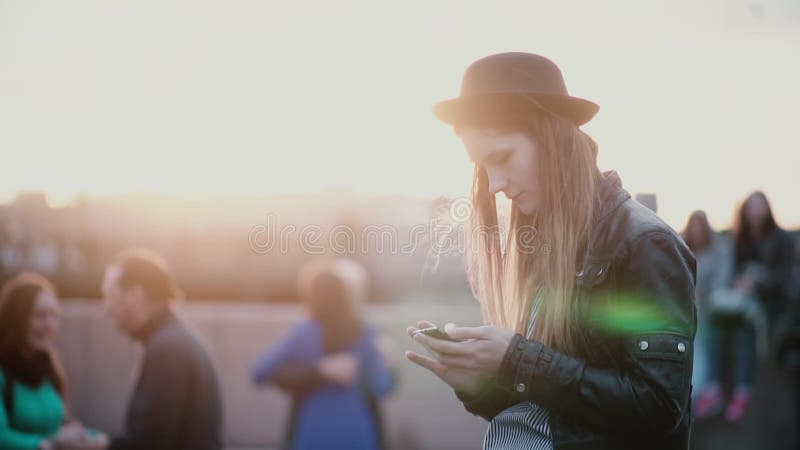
top-left (694, 237), bottom-right (732, 308)
top-left (251, 323), bottom-right (331, 397)
top-left (360, 330), bottom-right (395, 398)
top-left (454, 381), bottom-right (516, 421)
top-left (251, 324), bottom-right (308, 385)
top-left (267, 361), bottom-right (327, 395)
top-left (707, 237), bottom-right (734, 298)
top-left (757, 231), bottom-right (795, 302)
top-left (494, 230), bottom-right (697, 436)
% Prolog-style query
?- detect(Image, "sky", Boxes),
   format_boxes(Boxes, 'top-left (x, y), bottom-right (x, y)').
top-left (1, 0), bottom-right (799, 230)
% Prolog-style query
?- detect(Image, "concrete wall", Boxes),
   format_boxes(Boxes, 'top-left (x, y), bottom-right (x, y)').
top-left (56, 300), bottom-right (488, 450)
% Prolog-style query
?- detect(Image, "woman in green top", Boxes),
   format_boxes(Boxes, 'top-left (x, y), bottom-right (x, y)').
top-left (0, 273), bottom-right (105, 450)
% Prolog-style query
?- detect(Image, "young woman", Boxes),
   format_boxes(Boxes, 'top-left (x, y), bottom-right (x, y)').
top-left (251, 258), bottom-right (394, 450)
top-left (406, 52), bottom-right (697, 450)
top-left (694, 191), bottom-right (795, 423)
top-left (730, 191), bottom-right (795, 325)
top-left (680, 211), bottom-right (732, 415)
top-left (0, 273), bottom-right (106, 450)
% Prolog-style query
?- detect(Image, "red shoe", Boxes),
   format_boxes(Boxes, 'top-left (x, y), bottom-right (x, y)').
top-left (694, 385), bottom-right (724, 419)
top-left (724, 388), bottom-right (751, 423)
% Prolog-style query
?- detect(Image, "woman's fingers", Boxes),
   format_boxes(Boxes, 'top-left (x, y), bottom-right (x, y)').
top-left (407, 320), bottom-right (436, 337)
top-left (405, 350), bottom-right (446, 378)
top-left (416, 320), bottom-right (436, 329)
top-left (444, 325), bottom-right (492, 341)
top-left (409, 334), bottom-right (442, 359)
top-left (437, 353), bottom-right (478, 371)
top-left (413, 332), bottom-right (472, 356)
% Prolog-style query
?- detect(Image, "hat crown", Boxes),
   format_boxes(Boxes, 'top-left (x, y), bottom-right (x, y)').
top-left (433, 52), bottom-right (598, 126)
top-left (460, 52), bottom-right (569, 97)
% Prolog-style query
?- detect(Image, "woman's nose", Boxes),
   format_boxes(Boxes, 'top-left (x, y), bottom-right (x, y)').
top-left (487, 171), bottom-right (508, 196)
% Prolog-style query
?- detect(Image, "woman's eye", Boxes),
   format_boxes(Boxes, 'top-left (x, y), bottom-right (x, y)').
top-left (495, 153), bottom-right (510, 164)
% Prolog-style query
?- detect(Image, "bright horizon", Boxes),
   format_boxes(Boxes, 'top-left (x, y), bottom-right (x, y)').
top-left (1, 0), bottom-right (799, 231)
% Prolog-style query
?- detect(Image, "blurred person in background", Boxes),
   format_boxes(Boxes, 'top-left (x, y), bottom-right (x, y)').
top-left (0, 273), bottom-right (107, 450)
top-left (251, 258), bottom-right (394, 450)
top-left (731, 192), bottom-right (796, 328)
top-left (99, 249), bottom-right (222, 450)
top-left (775, 286), bottom-right (800, 450)
top-left (694, 191), bottom-right (795, 423)
top-left (757, 196), bottom-right (799, 444)
top-left (680, 211), bottom-right (733, 406)
top-left (405, 52), bottom-right (696, 450)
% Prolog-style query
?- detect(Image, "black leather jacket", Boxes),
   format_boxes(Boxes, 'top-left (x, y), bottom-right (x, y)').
top-left (457, 171), bottom-right (697, 450)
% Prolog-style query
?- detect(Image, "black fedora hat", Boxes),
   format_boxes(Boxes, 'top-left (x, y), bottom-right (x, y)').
top-left (433, 52), bottom-right (599, 127)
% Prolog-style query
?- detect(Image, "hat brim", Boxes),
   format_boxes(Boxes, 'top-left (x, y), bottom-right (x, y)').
top-left (433, 92), bottom-right (599, 127)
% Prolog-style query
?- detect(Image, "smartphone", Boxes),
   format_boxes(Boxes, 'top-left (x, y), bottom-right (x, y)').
top-left (414, 326), bottom-right (458, 342)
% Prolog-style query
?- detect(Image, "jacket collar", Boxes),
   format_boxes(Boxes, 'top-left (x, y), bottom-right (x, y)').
top-left (596, 170), bottom-right (630, 226)
top-left (132, 308), bottom-right (175, 343)
top-left (575, 171), bottom-right (631, 275)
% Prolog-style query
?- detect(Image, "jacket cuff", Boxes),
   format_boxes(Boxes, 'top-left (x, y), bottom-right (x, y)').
top-left (454, 378), bottom-right (513, 421)
top-left (454, 385), bottom-right (484, 405)
top-left (497, 334), bottom-right (545, 394)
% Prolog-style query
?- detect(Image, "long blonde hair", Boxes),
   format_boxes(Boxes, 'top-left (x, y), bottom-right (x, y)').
top-left (464, 111), bottom-right (602, 354)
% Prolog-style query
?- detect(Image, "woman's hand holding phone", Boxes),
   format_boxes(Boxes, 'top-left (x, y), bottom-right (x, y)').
top-left (429, 323), bottom-right (515, 378)
top-left (406, 320), bottom-right (517, 395)
top-left (405, 320), bottom-right (488, 396)
top-left (414, 325), bottom-right (458, 342)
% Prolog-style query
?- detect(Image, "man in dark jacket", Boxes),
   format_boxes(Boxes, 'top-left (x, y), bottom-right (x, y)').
top-left (100, 248), bottom-right (222, 450)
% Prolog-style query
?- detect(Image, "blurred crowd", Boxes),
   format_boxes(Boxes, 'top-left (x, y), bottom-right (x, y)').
top-left (0, 189), bottom-right (799, 449)
top-left (681, 192), bottom-right (799, 433)
top-left (1, 250), bottom-right (397, 449)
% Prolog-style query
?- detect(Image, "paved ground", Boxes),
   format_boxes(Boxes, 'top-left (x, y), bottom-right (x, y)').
top-left (691, 360), bottom-right (798, 450)
top-left (225, 361), bottom-right (798, 450)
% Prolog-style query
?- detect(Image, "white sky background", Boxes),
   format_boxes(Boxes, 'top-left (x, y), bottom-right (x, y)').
top-left (1, 0), bottom-right (799, 230)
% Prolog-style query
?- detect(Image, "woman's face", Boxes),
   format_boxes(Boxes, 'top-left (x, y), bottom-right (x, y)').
top-left (744, 194), bottom-right (769, 229)
top-left (26, 289), bottom-right (60, 352)
top-left (686, 216), bottom-right (706, 243)
top-left (460, 128), bottom-right (542, 215)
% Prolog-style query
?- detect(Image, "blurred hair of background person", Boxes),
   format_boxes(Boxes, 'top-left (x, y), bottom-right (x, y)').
top-left (681, 211), bottom-right (734, 404)
top-left (251, 258), bottom-right (395, 450)
top-left (694, 191), bottom-right (795, 424)
top-left (100, 249), bottom-right (222, 450)
top-left (732, 192), bottom-right (796, 327)
top-left (0, 273), bottom-right (107, 450)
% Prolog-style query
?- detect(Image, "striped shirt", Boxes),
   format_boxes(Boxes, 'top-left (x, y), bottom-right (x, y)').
top-left (483, 287), bottom-right (553, 450)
